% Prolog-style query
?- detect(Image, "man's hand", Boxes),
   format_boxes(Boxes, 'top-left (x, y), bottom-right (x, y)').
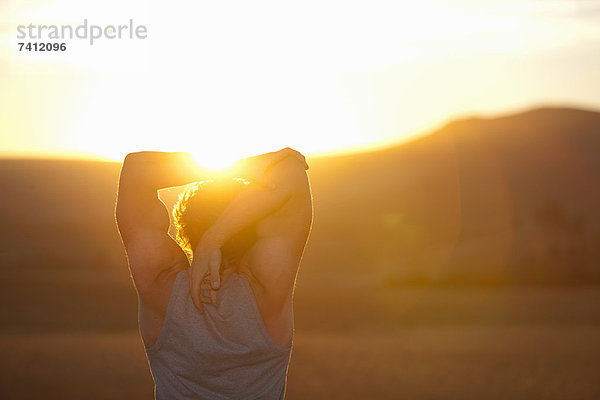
top-left (189, 236), bottom-right (223, 313)
top-left (232, 147), bottom-right (308, 187)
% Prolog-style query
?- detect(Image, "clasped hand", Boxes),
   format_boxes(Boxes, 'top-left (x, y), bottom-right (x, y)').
top-left (189, 235), bottom-right (223, 313)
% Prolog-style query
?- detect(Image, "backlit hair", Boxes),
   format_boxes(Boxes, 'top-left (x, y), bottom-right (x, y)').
top-left (173, 178), bottom-right (254, 261)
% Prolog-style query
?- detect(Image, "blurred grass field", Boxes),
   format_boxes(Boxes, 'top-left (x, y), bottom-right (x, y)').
top-left (2, 323), bottom-right (600, 400)
top-left (1, 267), bottom-right (599, 399)
top-left (2, 312), bottom-right (600, 399)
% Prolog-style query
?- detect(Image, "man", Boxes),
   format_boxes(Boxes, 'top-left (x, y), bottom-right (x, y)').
top-left (115, 148), bottom-right (312, 399)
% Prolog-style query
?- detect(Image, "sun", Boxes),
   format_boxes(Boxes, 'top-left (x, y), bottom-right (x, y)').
top-left (191, 150), bottom-right (237, 171)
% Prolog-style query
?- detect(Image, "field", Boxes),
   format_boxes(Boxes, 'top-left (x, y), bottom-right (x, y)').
top-left (1, 267), bottom-right (599, 399)
top-left (2, 324), bottom-right (600, 400)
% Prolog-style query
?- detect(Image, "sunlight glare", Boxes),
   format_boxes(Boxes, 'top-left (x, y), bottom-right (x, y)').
top-left (191, 150), bottom-right (237, 171)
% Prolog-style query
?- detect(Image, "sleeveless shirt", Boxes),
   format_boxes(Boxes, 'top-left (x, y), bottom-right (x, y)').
top-left (145, 269), bottom-right (293, 400)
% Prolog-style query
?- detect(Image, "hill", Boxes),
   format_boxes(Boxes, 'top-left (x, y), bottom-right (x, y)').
top-left (306, 107), bottom-right (600, 285)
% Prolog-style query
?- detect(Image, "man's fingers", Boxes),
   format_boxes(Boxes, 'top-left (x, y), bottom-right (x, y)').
top-left (269, 148), bottom-right (291, 164)
top-left (208, 251), bottom-right (221, 290)
top-left (199, 275), bottom-right (214, 302)
top-left (271, 148), bottom-right (299, 164)
top-left (210, 271), bottom-right (220, 290)
top-left (242, 148), bottom-right (307, 187)
top-left (288, 149), bottom-right (307, 168)
top-left (190, 260), bottom-right (209, 313)
top-left (275, 148), bottom-right (308, 170)
top-left (286, 150), bottom-right (308, 170)
top-left (299, 154), bottom-right (308, 170)
top-left (191, 283), bottom-right (211, 311)
top-left (201, 278), bottom-right (218, 304)
top-left (200, 293), bottom-right (212, 303)
top-left (190, 284), bottom-right (205, 314)
top-left (190, 244), bottom-right (223, 312)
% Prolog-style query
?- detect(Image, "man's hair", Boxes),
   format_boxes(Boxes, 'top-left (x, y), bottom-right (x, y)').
top-left (173, 178), bottom-right (256, 262)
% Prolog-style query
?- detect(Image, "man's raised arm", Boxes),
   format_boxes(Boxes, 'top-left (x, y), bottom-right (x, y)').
top-left (115, 151), bottom-right (217, 297)
top-left (189, 154), bottom-right (311, 311)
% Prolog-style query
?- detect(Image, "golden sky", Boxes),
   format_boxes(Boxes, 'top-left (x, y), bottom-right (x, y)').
top-left (1, 0), bottom-right (599, 167)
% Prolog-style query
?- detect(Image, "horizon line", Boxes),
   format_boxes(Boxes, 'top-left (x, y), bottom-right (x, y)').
top-left (2, 102), bottom-right (598, 163)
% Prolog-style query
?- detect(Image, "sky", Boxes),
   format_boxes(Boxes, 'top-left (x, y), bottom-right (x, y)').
top-left (0, 0), bottom-right (599, 167)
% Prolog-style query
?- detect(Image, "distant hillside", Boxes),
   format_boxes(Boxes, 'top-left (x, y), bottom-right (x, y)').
top-left (306, 107), bottom-right (600, 285)
top-left (1, 106), bottom-right (599, 290)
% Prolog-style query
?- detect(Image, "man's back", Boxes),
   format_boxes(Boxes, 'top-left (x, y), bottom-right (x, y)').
top-left (146, 271), bottom-right (291, 400)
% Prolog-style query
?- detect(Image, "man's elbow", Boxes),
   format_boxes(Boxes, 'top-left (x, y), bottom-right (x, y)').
top-left (119, 152), bottom-right (160, 189)
top-left (120, 152), bottom-right (141, 181)
top-left (121, 151), bottom-right (151, 175)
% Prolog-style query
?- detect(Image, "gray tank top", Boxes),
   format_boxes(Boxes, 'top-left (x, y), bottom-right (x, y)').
top-left (145, 269), bottom-right (293, 400)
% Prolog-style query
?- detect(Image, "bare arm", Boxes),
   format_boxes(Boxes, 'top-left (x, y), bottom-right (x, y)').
top-left (190, 155), bottom-right (312, 311)
top-left (116, 153), bottom-right (208, 279)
